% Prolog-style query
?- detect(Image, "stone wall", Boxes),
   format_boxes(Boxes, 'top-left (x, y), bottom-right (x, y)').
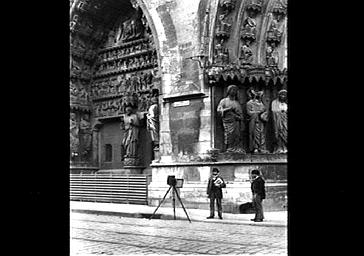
top-left (148, 159), bottom-right (287, 213)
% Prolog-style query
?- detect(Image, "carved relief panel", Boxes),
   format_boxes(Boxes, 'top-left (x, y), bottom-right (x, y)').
top-left (209, 0), bottom-right (288, 156)
top-left (265, 0), bottom-right (287, 70)
top-left (214, 78), bottom-right (287, 154)
top-left (88, 2), bottom-right (161, 167)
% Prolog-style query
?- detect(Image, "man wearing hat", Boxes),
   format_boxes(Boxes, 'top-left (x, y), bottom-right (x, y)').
top-left (250, 169), bottom-right (266, 222)
top-left (206, 168), bottom-right (226, 219)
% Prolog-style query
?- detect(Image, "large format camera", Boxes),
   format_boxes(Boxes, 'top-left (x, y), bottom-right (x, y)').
top-left (167, 175), bottom-right (184, 188)
top-left (149, 175), bottom-right (190, 222)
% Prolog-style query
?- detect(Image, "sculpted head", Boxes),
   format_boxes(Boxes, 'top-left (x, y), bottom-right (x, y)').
top-left (226, 85), bottom-right (239, 99)
top-left (278, 89), bottom-right (287, 102)
top-left (70, 112), bottom-right (76, 120)
top-left (125, 103), bottom-right (133, 115)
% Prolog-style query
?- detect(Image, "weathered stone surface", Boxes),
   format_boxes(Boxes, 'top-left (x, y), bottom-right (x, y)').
top-left (70, 0), bottom-right (288, 212)
top-left (149, 162), bottom-right (286, 212)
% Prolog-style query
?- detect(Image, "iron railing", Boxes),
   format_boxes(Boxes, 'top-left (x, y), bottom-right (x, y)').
top-left (70, 173), bottom-right (149, 205)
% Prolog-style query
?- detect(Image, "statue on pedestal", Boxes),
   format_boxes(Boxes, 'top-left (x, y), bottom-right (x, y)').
top-left (121, 103), bottom-right (141, 165)
top-left (147, 97), bottom-right (159, 150)
top-left (217, 85), bottom-right (245, 153)
top-left (80, 113), bottom-right (92, 160)
top-left (266, 43), bottom-right (279, 67)
top-left (267, 18), bottom-right (282, 44)
top-left (70, 83), bottom-right (78, 102)
top-left (70, 112), bottom-right (79, 159)
top-left (240, 42), bottom-right (254, 66)
top-left (271, 89), bottom-right (287, 153)
top-left (214, 39), bottom-right (229, 65)
top-left (241, 14), bottom-right (256, 40)
top-left (246, 89), bottom-right (269, 153)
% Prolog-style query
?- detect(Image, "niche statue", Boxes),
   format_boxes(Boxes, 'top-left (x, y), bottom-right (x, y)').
top-left (80, 113), bottom-right (92, 159)
top-left (271, 89), bottom-right (287, 153)
top-left (147, 97), bottom-right (159, 150)
top-left (121, 103), bottom-right (140, 166)
top-left (246, 89), bottom-right (269, 153)
top-left (217, 85), bottom-right (245, 153)
top-left (70, 112), bottom-right (79, 159)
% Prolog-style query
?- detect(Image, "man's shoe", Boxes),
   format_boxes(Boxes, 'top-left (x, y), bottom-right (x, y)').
top-left (206, 216), bottom-right (214, 219)
top-left (219, 216), bottom-right (223, 219)
top-left (254, 219), bottom-right (263, 222)
top-left (250, 219), bottom-right (256, 221)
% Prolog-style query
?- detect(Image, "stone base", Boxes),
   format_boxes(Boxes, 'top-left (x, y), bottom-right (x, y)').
top-left (123, 157), bottom-right (139, 166)
top-left (70, 166), bottom-right (99, 174)
top-left (97, 166), bottom-right (146, 175)
top-left (149, 159), bottom-right (287, 213)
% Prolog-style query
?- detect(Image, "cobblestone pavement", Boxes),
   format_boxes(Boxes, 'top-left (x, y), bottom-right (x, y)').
top-left (70, 212), bottom-right (287, 255)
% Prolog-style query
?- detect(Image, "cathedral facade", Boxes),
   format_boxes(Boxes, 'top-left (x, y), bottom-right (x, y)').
top-left (70, 0), bottom-right (287, 212)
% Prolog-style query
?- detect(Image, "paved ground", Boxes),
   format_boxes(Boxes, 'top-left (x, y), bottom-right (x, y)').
top-left (70, 212), bottom-right (287, 255)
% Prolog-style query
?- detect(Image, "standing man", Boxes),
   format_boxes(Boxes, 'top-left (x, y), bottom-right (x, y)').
top-left (250, 169), bottom-right (266, 222)
top-left (207, 168), bottom-right (226, 219)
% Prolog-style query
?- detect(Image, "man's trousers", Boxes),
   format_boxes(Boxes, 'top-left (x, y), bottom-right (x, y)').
top-left (209, 194), bottom-right (222, 217)
top-left (252, 193), bottom-right (264, 220)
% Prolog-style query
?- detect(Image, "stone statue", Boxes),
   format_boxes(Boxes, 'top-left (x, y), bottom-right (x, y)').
top-left (121, 103), bottom-right (141, 165)
top-left (80, 113), bottom-right (92, 159)
top-left (246, 89), bottom-right (269, 153)
top-left (71, 59), bottom-right (82, 76)
top-left (217, 14), bottom-right (232, 35)
top-left (240, 43), bottom-right (253, 66)
top-left (120, 20), bottom-right (134, 41)
top-left (242, 15), bottom-right (256, 35)
top-left (217, 85), bottom-right (245, 153)
top-left (106, 29), bottom-right (116, 47)
top-left (267, 18), bottom-right (282, 44)
top-left (94, 104), bottom-right (101, 117)
top-left (147, 97), bottom-right (159, 150)
top-left (70, 84), bottom-right (78, 102)
top-left (215, 39), bottom-right (229, 65)
top-left (271, 89), bottom-right (287, 153)
top-left (78, 87), bottom-right (89, 102)
top-left (70, 112), bottom-right (79, 158)
top-left (266, 44), bottom-right (279, 67)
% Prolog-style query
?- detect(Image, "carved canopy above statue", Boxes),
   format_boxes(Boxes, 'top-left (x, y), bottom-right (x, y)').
top-left (206, 64), bottom-right (287, 86)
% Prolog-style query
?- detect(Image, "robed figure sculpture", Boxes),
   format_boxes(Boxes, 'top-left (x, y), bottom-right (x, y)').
top-left (246, 89), bottom-right (269, 153)
top-left (271, 89), bottom-right (287, 153)
top-left (121, 103), bottom-right (141, 165)
top-left (217, 85), bottom-right (245, 153)
top-left (147, 97), bottom-right (159, 150)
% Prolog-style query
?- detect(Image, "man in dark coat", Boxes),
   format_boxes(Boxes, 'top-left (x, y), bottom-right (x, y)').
top-left (251, 169), bottom-right (266, 222)
top-left (206, 168), bottom-right (226, 219)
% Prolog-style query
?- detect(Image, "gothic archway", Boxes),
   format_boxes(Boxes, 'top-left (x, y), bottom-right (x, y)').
top-left (69, 0), bottom-right (170, 170)
top-left (206, 0), bottom-right (288, 154)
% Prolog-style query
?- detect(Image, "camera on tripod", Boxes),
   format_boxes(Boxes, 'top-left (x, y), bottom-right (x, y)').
top-left (149, 175), bottom-right (190, 222)
top-left (167, 175), bottom-right (184, 188)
